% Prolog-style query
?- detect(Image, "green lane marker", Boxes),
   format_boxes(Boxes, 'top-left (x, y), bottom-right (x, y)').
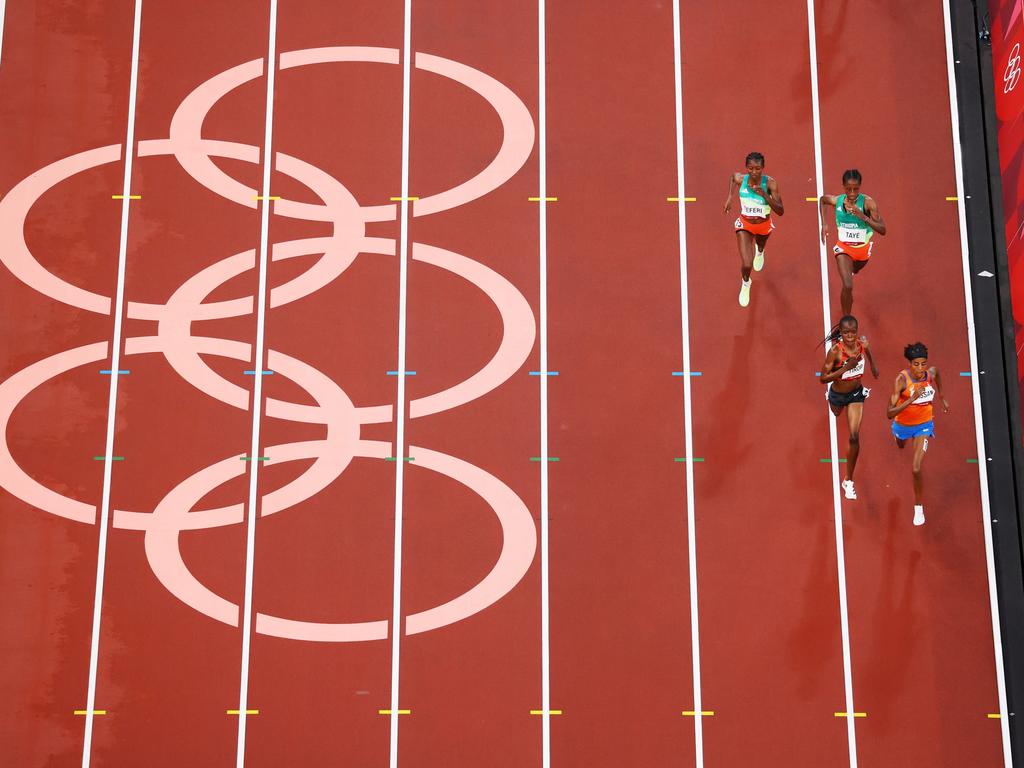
top-left (385, 457), bottom-right (415, 462)
top-left (240, 456), bottom-right (270, 462)
top-left (530, 457), bottom-right (560, 462)
top-left (674, 457), bottom-right (705, 462)
top-left (820, 458), bottom-right (847, 463)
top-left (93, 456), bottom-right (124, 461)
top-left (967, 458), bottom-right (979, 463)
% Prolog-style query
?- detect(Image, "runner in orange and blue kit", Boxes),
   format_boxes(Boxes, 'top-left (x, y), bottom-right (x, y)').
top-left (819, 169), bottom-right (886, 315)
top-left (819, 315), bottom-right (879, 501)
top-left (886, 341), bottom-right (950, 526)
top-left (723, 151), bottom-right (784, 307)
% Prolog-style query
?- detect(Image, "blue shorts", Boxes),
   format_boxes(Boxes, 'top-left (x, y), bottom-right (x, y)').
top-left (891, 420), bottom-right (935, 441)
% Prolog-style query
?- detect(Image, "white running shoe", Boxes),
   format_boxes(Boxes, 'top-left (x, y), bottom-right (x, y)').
top-left (913, 505), bottom-right (925, 526)
top-left (738, 279), bottom-right (751, 307)
top-left (753, 247), bottom-right (765, 272)
top-left (842, 479), bottom-right (857, 499)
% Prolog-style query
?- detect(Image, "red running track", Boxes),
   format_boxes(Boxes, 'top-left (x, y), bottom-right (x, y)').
top-left (0, 1), bottom-right (1008, 767)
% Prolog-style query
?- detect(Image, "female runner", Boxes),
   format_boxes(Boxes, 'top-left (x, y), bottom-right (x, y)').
top-left (723, 151), bottom-right (784, 307)
top-left (819, 315), bottom-right (879, 500)
top-left (886, 342), bottom-right (950, 526)
top-left (819, 169), bottom-right (886, 315)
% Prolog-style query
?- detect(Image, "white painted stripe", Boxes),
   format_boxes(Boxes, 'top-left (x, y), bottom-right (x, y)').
top-left (80, 2), bottom-right (142, 766)
top-left (234, 1), bottom-right (278, 765)
top-left (940, 2), bottom-right (1012, 763)
top-left (670, 3), bottom-right (704, 766)
top-left (537, 1), bottom-right (552, 766)
top-left (388, 1), bottom-right (413, 766)
top-left (804, 2), bottom-right (859, 766)
top-left (0, 0), bottom-right (7, 68)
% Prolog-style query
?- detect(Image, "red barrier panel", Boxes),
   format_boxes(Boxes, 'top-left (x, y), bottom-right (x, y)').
top-left (990, 0), bottom-right (1024, 412)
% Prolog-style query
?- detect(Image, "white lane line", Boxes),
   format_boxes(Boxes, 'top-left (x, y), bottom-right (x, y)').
top-left (940, 2), bottom-right (1012, 763)
top-left (234, 1), bottom-right (278, 765)
top-left (388, 1), bottom-right (414, 766)
top-left (537, 1), bottom-right (552, 766)
top-left (0, 0), bottom-right (7, 68)
top-left (805, 2), bottom-right (860, 766)
top-left (670, 3), bottom-right (704, 766)
top-left (80, 2), bottom-right (142, 766)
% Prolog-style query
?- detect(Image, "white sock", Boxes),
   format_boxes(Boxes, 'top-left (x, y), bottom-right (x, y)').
top-left (742, 278), bottom-right (751, 286)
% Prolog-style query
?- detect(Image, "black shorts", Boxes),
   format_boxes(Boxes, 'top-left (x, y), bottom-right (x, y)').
top-left (827, 384), bottom-right (869, 409)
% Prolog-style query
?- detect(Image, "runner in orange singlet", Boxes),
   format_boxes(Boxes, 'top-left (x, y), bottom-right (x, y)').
top-left (819, 315), bottom-right (879, 500)
top-left (886, 341), bottom-right (950, 526)
top-left (723, 151), bottom-right (784, 307)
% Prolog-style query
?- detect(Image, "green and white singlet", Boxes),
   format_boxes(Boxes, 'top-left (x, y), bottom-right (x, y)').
top-left (738, 174), bottom-right (771, 218)
top-left (835, 194), bottom-right (873, 244)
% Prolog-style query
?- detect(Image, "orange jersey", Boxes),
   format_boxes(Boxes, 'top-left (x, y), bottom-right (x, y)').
top-left (894, 370), bottom-right (935, 426)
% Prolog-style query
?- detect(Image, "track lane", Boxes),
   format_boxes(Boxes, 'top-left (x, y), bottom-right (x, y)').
top-left (546, 3), bottom-right (697, 765)
top-left (396, 4), bottom-right (542, 765)
top-left (679, 2), bottom-right (851, 765)
top-left (89, 2), bottom-right (272, 764)
top-left (815, 1), bottom-right (1006, 765)
top-left (0, 3), bottom-right (134, 765)
top-left (242, 2), bottom-right (403, 765)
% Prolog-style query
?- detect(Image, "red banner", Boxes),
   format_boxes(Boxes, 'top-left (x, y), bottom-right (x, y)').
top-left (990, 0), bottom-right (1024, 411)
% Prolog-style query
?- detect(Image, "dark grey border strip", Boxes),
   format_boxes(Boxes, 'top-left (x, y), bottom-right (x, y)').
top-left (951, 0), bottom-right (1024, 761)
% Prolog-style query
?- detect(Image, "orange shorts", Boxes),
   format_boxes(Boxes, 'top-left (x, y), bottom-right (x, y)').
top-left (833, 240), bottom-right (874, 262)
top-left (734, 216), bottom-right (774, 237)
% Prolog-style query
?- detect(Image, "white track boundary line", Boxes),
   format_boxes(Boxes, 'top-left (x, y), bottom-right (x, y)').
top-left (804, 2), bottom-right (859, 766)
top-left (234, 1), bottom-right (278, 765)
top-left (79, 3), bottom-right (142, 765)
top-left (0, 0), bottom-right (7, 68)
top-left (940, 2), bottom-right (1012, 763)
top-left (388, 1), bottom-right (413, 766)
top-left (670, 3), bottom-right (704, 766)
top-left (537, 1), bottom-right (552, 766)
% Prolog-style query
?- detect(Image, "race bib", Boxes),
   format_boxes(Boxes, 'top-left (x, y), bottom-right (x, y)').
top-left (914, 384), bottom-right (935, 403)
top-left (841, 356), bottom-right (865, 380)
top-left (838, 223), bottom-right (867, 244)
top-left (740, 199), bottom-right (770, 217)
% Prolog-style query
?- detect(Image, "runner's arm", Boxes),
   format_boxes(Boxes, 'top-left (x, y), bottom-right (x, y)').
top-left (862, 338), bottom-right (879, 378)
top-left (723, 173), bottom-right (740, 213)
top-left (886, 373), bottom-right (920, 418)
top-left (932, 366), bottom-right (950, 412)
top-left (819, 347), bottom-right (855, 383)
top-left (864, 197), bottom-right (887, 235)
top-left (765, 178), bottom-right (784, 215)
top-left (819, 194), bottom-right (835, 243)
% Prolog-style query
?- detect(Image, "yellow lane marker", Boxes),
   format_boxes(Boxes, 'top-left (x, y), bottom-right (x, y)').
top-left (226, 709), bottom-right (259, 715)
top-left (528, 196), bottom-right (558, 202)
top-left (805, 196), bottom-right (818, 202)
top-left (666, 196), bottom-right (697, 202)
top-left (74, 710), bottom-right (107, 715)
top-left (389, 196), bottom-right (420, 201)
top-left (378, 709), bottom-right (412, 715)
top-left (253, 195), bottom-right (281, 201)
top-left (834, 712), bottom-right (867, 718)
top-left (681, 710), bottom-right (715, 716)
top-left (946, 196), bottom-right (959, 201)
top-left (988, 713), bottom-right (1002, 719)
top-left (530, 709), bottom-right (563, 715)
top-left (111, 195), bottom-right (141, 200)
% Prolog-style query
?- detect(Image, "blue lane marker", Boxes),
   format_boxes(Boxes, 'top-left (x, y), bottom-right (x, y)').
top-left (672, 371), bottom-right (702, 376)
top-left (960, 372), bottom-right (972, 376)
top-left (815, 372), bottom-right (821, 377)
top-left (386, 371), bottom-right (417, 376)
top-left (100, 369), bottom-right (130, 374)
top-left (244, 370), bottom-right (274, 375)
top-left (529, 371), bottom-right (559, 376)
